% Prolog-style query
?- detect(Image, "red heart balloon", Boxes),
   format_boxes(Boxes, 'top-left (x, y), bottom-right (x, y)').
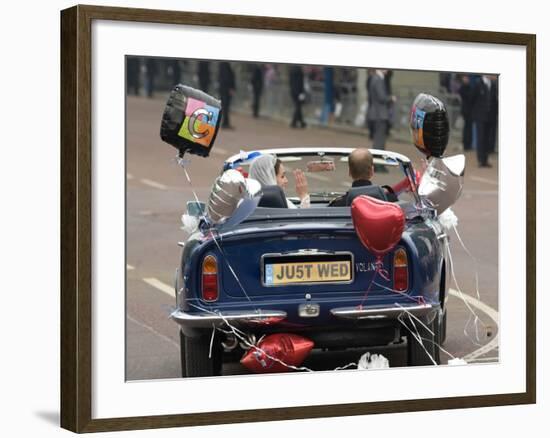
top-left (240, 334), bottom-right (314, 373)
top-left (351, 195), bottom-right (405, 258)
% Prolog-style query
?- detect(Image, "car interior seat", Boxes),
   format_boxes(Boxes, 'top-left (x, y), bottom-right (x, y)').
top-left (258, 185), bottom-right (289, 208)
top-left (345, 185), bottom-right (388, 205)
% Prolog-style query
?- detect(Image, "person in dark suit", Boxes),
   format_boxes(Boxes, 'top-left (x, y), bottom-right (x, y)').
top-left (126, 57), bottom-right (140, 95)
top-left (250, 64), bottom-right (264, 118)
top-left (366, 69), bottom-right (375, 139)
top-left (218, 62), bottom-right (236, 129)
top-left (384, 70), bottom-right (394, 135)
top-left (289, 65), bottom-right (306, 128)
top-left (329, 148), bottom-right (396, 206)
top-left (487, 76), bottom-right (498, 154)
top-left (170, 60), bottom-right (181, 85)
top-left (471, 74), bottom-right (493, 167)
top-left (198, 61), bottom-right (210, 93)
top-left (458, 74), bottom-right (473, 151)
top-left (367, 70), bottom-right (396, 149)
top-left (145, 58), bottom-right (157, 98)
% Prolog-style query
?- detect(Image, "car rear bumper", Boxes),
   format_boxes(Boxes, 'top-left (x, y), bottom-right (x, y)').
top-left (172, 301), bottom-right (434, 333)
top-left (330, 302), bottom-right (433, 320)
top-left (171, 309), bottom-right (288, 330)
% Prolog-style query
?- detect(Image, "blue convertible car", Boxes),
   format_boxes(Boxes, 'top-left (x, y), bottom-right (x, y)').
top-left (172, 147), bottom-right (449, 376)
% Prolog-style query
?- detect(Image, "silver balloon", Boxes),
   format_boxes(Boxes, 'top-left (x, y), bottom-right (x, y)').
top-left (180, 213), bottom-right (199, 234)
top-left (418, 154), bottom-right (465, 215)
top-left (206, 170), bottom-right (260, 224)
top-left (245, 178), bottom-right (261, 197)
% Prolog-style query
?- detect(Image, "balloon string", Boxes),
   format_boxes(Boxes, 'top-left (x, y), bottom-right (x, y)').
top-left (398, 311), bottom-right (437, 366)
top-left (370, 284), bottom-right (454, 363)
top-left (395, 303), bottom-right (463, 365)
top-left (176, 156), bottom-right (254, 304)
top-left (396, 308), bottom-right (457, 362)
top-left (187, 302), bottom-right (464, 371)
top-left (358, 259), bottom-right (390, 308)
top-left (209, 229), bottom-right (254, 303)
top-left (444, 236), bottom-right (487, 346)
top-left (378, 267), bottom-right (390, 282)
top-left (188, 303), bottom-right (315, 372)
top-left (373, 281), bottom-right (425, 305)
top-left (452, 223), bottom-right (482, 303)
top-left (188, 303), bottom-right (362, 372)
top-left (358, 269), bottom-right (377, 308)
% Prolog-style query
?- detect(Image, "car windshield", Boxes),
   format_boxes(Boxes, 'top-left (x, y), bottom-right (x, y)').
top-left (235, 151), bottom-right (416, 204)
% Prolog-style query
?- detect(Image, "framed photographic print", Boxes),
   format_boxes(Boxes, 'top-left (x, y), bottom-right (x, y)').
top-left (60, 4), bottom-right (536, 433)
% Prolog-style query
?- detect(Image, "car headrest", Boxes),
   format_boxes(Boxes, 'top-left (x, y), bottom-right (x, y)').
top-left (346, 185), bottom-right (387, 205)
top-left (258, 185), bottom-right (288, 208)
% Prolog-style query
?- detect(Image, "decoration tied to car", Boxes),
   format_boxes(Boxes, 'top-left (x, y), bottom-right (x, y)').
top-left (409, 93), bottom-right (450, 159)
top-left (409, 92), bottom-right (465, 215)
top-left (349, 195), bottom-right (406, 307)
top-left (349, 93), bottom-right (462, 310)
top-left (160, 84), bottom-right (222, 157)
top-left (240, 333), bottom-right (314, 373)
top-left (206, 169), bottom-right (261, 224)
top-left (351, 196), bottom-right (405, 260)
top-left (419, 154), bottom-right (465, 215)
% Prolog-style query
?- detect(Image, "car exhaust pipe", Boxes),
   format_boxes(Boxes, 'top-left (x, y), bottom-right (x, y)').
top-left (221, 334), bottom-right (239, 351)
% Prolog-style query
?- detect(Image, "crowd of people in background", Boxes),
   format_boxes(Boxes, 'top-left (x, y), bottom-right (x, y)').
top-left (250, 64), bottom-right (263, 119)
top-left (444, 73), bottom-right (499, 168)
top-left (126, 58), bottom-right (351, 131)
top-left (289, 65), bottom-right (307, 128)
top-left (366, 69), bottom-right (395, 150)
top-left (126, 57), bottom-right (498, 167)
top-left (218, 62), bottom-right (236, 129)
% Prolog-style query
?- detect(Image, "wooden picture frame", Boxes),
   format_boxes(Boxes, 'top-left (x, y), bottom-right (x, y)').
top-left (61, 4), bottom-right (536, 433)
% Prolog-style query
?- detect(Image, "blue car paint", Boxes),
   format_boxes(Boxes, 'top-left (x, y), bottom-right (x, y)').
top-left (179, 212), bottom-right (445, 328)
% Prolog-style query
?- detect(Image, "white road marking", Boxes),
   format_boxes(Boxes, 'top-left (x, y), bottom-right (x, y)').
top-left (448, 287), bottom-right (499, 361)
top-left (127, 315), bottom-right (179, 349)
top-left (468, 356), bottom-right (499, 363)
top-left (126, 173), bottom-right (134, 180)
top-left (143, 277), bottom-right (174, 298)
top-left (126, 264), bottom-right (135, 271)
top-left (462, 189), bottom-right (498, 196)
top-left (212, 146), bottom-right (229, 155)
top-left (463, 337), bottom-right (500, 362)
top-left (140, 178), bottom-right (168, 190)
top-left (470, 176), bottom-right (498, 186)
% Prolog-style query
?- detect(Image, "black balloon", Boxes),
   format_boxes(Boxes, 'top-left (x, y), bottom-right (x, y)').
top-left (160, 84), bottom-right (222, 157)
top-left (409, 93), bottom-right (450, 158)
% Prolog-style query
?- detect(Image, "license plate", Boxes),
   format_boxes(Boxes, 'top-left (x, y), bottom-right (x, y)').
top-left (264, 260), bottom-right (352, 285)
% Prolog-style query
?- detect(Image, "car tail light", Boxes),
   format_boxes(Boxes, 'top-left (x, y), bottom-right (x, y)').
top-left (393, 248), bottom-right (408, 292)
top-left (201, 255), bottom-right (219, 302)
